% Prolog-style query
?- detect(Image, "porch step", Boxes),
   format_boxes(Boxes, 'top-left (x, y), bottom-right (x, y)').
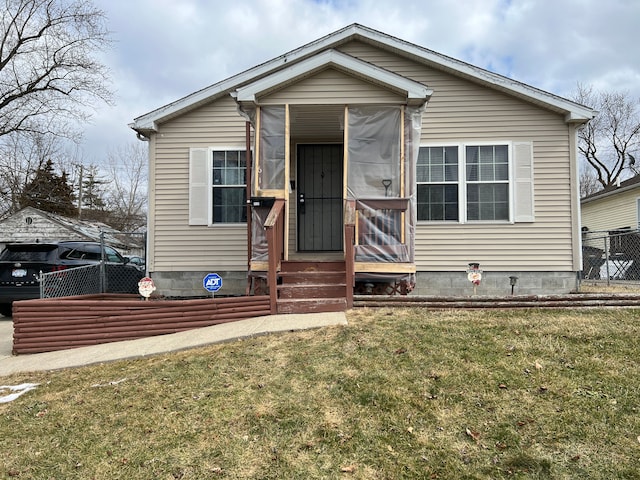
top-left (279, 271), bottom-right (346, 285)
top-left (277, 297), bottom-right (347, 314)
top-left (276, 260), bottom-right (348, 314)
top-left (278, 283), bottom-right (347, 299)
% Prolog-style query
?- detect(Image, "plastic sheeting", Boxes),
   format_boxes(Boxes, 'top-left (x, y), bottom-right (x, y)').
top-left (347, 106), bottom-right (401, 199)
top-left (346, 105), bottom-right (424, 273)
top-left (250, 206), bottom-right (269, 262)
top-left (258, 106), bottom-right (286, 191)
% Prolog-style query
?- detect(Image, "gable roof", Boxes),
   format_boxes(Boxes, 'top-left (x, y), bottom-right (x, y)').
top-left (581, 174), bottom-right (640, 204)
top-left (232, 49), bottom-right (433, 106)
top-left (130, 23), bottom-right (595, 136)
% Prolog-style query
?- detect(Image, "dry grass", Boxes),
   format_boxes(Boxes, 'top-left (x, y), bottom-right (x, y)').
top-left (578, 281), bottom-right (640, 293)
top-left (1, 307), bottom-right (640, 479)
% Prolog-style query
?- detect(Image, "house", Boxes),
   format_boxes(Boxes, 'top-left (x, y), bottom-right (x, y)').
top-left (0, 206), bottom-right (144, 254)
top-left (580, 175), bottom-right (640, 280)
top-left (130, 23), bottom-right (594, 308)
top-left (581, 175), bottom-right (640, 233)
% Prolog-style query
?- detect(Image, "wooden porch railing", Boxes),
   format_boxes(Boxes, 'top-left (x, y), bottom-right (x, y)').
top-left (264, 199), bottom-right (286, 313)
top-left (345, 224), bottom-right (355, 308)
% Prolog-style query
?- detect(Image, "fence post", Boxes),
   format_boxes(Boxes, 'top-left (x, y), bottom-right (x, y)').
top-left (604, 236), bottom-right (611, 285)
top-left (100, 231), bottom-right (106, 293)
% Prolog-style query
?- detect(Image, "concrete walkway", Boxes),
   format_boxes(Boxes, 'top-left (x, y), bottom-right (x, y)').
top-left (0, 312), bottom-right (348, 377)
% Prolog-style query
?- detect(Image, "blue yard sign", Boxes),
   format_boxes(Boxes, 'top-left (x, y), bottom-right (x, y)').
top-left (203, 273), bottom-right (223, 293)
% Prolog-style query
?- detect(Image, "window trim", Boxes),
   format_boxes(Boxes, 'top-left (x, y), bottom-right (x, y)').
top-left (209, 146), bottom-right (249, 226)
top-left (188, 144), bottom-right (249, 228)
top-left (417, 141), bottom-right (514, 224)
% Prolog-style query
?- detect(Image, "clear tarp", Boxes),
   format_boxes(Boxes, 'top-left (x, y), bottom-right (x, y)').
top-left (347, 106), bottom-right (401, 199)
top-left (240, 105), bottom-right (286, 265)
top-left (258, 106), bottom-right (286, 191)
top-left (346, 105), bottom-right (424, 274)
top-left (251, 206), bottom-right (269, 262)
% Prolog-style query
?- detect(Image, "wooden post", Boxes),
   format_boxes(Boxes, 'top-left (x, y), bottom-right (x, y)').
top-left (345, 224), bottom-right (355, 308)
top-left (245, 121), bottom-right (252, 295)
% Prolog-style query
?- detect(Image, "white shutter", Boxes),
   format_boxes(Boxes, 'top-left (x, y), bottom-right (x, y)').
top-left (189, 147), bottom-right (209, 225)
top-left (514, 141), bottom-right (535, 222)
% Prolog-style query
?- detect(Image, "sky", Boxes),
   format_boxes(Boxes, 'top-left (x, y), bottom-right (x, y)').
top-left (78, 0), bottom-right (640, 165)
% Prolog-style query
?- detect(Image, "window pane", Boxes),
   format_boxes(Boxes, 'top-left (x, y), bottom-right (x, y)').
top-left (444, 164), bottom-right (458, 182)
top-left (495, 163), bottom-right (509, 181)
top-left (467, 184), bottom-right (508, 221)
top-left (479, 146), bottom-right (494, 163)
top-left (417, 184), bottom-right (458, 221)
top-left (430, 165), bottom-right (444, 182)
top-left (466, 163), bottom-right (479, 182)
top-left (479, 164), bottom-right (494, 181)
top-left (495, 145), bottom-right (508, 162)
top-left (416, 165), bottom-right (428, 183)
top-left (213, 187), bottom-right (247, 223)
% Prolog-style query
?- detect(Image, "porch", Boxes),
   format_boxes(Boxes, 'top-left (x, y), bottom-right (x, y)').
top-left (248, 197), bottom-right (416, 314)
top-left (232, 57), bottom-right (431, 313)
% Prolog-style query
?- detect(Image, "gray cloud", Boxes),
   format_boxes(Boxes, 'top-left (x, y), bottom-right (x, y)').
top-left (80, 0), bottom-right (640, 163)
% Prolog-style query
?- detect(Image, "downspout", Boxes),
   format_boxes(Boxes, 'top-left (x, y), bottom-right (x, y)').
top-left (232, 93), bottom-right (256, 295)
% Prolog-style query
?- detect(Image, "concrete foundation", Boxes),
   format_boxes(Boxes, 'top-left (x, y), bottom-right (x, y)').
top-left (412, 271), bottom-right (580, 297)
top-left (150, 269), bottom-right (580, 299)
top-left (150, 271), bottom-right (248, 298)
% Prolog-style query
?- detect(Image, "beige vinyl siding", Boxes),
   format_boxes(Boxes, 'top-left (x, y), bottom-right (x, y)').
top-left (149, 40), bottom-right (580, 274)
top-left (340, 41), bottom-right (576, 271)
top-left (150, 95), bottom-right (249, 272)
top-left (260, 68), bottom-right (405, 105)
top-left (582, 189), bottom-right (640, 232)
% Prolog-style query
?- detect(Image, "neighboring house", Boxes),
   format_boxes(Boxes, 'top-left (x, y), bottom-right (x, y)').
top-left (130, 23), bottom-right (594, 303)
top-left (580, 175), bottom-right (640, 281)
top-left (581, 175), bottom-right (640, 233)
top-left (0, 207), bottom-right (143, 254)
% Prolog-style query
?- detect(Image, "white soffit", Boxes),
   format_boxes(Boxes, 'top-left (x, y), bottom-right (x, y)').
top-left (233, 49), bottom-right (433, 105)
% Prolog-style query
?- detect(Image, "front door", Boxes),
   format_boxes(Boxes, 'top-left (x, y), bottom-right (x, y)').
top-left (297, 144), bottom-right (343, 251)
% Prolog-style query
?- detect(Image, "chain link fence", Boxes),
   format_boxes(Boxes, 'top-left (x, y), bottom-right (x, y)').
top-left (40, 263), bottom-right (145, 299)
top-left (39, 231), bottom-right (146, 299)
top-left (582, 229), bottom-right (640, 283)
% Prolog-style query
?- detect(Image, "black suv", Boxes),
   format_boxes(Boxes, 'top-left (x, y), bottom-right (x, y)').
top-left (0, 241), bottom-right (145, 317)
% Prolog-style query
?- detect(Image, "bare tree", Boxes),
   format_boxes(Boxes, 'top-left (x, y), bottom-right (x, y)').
top-left (104, 142), bottom-right (148, 232)
top-left (574, 84), bottom-right (640, 190)
top-left (579, 168), bottom-right (602, 199)
top-left (0, 0), bottom-right (113, 140)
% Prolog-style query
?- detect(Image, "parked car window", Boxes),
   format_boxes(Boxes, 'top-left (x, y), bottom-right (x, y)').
top-left (0, 245), bottom-right (57, 262)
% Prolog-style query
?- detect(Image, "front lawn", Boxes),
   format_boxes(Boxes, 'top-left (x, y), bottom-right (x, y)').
top-left (1, 307), bottom-right (639, 479)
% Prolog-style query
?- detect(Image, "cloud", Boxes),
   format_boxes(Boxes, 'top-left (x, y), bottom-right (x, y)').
top-left (77, 0), bottom-right (640, 164)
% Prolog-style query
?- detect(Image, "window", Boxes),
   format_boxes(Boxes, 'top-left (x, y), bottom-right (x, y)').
top-left (417, 143), bottom-right (512, 222)
top-left (466, 145), bottom-right (509, 221)
top-left (417, 146), bottom-right (459, 221)
top-left (212, 149), bottom-right (247, 223)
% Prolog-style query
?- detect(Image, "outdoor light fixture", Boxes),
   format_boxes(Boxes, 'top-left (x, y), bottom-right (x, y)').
top-left (509, 276), bottom-right (518, 295)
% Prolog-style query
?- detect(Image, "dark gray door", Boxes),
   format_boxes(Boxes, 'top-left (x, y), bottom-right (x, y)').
top-left (297, 144), bottom-right (343, 251)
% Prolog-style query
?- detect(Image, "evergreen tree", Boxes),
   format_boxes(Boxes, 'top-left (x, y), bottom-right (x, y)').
top-left (19, 159), bottom-right (76, 215)
top-left (79, 166), bottom-right (109, 222)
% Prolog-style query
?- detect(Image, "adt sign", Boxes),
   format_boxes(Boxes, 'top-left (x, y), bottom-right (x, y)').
top-left (203, 273), bottom-right (223, 293)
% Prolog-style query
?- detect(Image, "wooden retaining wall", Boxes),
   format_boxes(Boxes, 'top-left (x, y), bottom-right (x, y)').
top-left (12, 294), bottom-right (271, 355)
top-left (354, 293), bottom-right (640, 309)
